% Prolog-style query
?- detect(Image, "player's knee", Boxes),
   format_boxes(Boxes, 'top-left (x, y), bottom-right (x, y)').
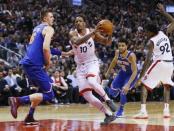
top-left (88, 77), bottom-right (97, 87)
top-left (109, 88), bottom-right (120, 98)
top-left (43, 91), bottom-right (55, 102)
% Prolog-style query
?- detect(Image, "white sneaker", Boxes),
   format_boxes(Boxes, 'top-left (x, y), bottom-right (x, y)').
top-left (134, 111), bottom-right (148, 119)
top-left (163, 109), bottom-right (170, 118)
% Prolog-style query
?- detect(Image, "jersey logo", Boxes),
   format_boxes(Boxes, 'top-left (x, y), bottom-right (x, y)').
top-left (143, 75), bottom-right (148, 80)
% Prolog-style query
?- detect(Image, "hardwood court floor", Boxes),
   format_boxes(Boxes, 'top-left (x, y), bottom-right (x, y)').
top-left (0, 101), bottom-right (174, 131)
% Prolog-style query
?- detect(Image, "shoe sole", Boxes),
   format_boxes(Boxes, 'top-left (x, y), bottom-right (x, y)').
top-left (163, 116), bottom-right (170, 118)
top-left (8, 97), bottom-right (17, 119)
top-left (116, 115), bottom-right (125, 118)
top-left (24, 122), bottom-right (39, 125)
top-left (134, 117), bottom-right (148, 119)
top-left (100, 116), bottom-right (116, 125)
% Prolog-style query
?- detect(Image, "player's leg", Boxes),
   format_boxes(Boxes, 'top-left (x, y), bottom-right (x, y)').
top-left (134, 85), bottom-right (148, 118)
top-left (24, 68), bottom-right (54, 124)
top-left (87, 76), bottom-right (116, 112)
top-left (82, 91), bottom-right (116, 124)
top-left (116, 74), bottom-right (138, 118)
top-left (134, 61), bottom-right (162, 119)
top-left (9, 66), bottom-right (54, 124)
top-left (163, 85), bottom-right (170, 118)
top-left (109, 74), bottom-right (125, 117)
top-left (87, 62), bottom-right (116, 112)
top-left (24, 90), bottom-right (54, 124)
top-left (8, 91), bottom-right (43, 119)
top-left (161, 61), bottom-right (174, 118)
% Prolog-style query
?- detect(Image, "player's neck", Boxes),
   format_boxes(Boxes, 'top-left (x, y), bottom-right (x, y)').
top-left (42, 22), bottom-right (49, 26)
top-left (120, 50), bottom-right (128, 58)
top-left (78, 28), bottom-right (86, 36)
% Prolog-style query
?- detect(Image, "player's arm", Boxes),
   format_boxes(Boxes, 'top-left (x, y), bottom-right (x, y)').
top-left (94, 32), bottom-right (112, 46)
top-left (51, 47), bottom-right (74, 57)
top-left (157, 3), bottom-right (174, 34)
top-left (42, 26), bottom-right (54, 69)
top-left (122, 53), bottom-right (137, 94)
top-left (105, 50), bottom-right (119, 78)
top-left (50, 48), bottom-right (62, 56)
top-left (61, 50), bottom-right (74, 57)
top-left (127, 53), bottom-right (138, 86)
top-left (139, 40), bottom-right (154, 80)
top-left (69, 31), bottom-right (95, 46)
top-left (157, 3), bottom-right (174, 23)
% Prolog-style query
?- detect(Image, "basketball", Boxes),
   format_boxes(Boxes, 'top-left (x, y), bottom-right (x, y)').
top-left (98, 19), bottom-right (114, 35)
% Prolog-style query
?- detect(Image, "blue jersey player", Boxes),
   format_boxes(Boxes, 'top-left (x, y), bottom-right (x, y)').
top-left (105, 38), bottom-right (138, 117)
top-left (8, 10), bottom-right (55, 125)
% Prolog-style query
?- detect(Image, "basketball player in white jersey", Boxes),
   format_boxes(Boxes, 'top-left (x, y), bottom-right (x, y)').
top-left (69, 16), bottom-right (117, 124)
top-left (134, 23), bottom-right (174, 119)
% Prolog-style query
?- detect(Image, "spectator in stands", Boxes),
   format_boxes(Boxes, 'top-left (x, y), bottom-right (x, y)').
top-left (51, 70), bottom-right (71, 104)
top-left (4, 68), bottom-right (21, 96)
top-left (67, 70), bottom-right (80, 103)
top-left (0, 68), bottom-right (12, 105)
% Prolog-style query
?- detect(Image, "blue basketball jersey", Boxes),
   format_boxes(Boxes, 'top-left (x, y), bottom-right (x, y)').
top-left (109, 51), bottom-right (138, 98)
top-left (20, 23), bottom-right (48, 66)
top-left (117, 51), bottom-right (134, 75)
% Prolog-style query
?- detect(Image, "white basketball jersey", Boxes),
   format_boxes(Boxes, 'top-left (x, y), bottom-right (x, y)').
top-left (150, 31), bottom-right (173, 61)
top-left (71, 28), bottom-right (98, 64)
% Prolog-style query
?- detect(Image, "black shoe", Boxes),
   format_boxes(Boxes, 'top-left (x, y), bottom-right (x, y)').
top-left (24, 114), bottom-right (39, 125)
top-left (100, 114), bottom-right (116, 125)
top-left (106, 100), bottom-right (117, 112)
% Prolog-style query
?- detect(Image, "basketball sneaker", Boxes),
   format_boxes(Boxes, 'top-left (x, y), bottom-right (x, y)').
top-left (24, 114), bottom-right (39, 125)
top-left (134, 110), bottom-right (148, 119)
top-left (115, 108), bottom-right (124, 118)
top-left (100, 114), bottom-right (116, 125)
top-left (163, 109), bottom-right (170, 118)
top-left (8, 97), bottom-right (20, 119)
top-left (106, 100), bottom-right (117, 112)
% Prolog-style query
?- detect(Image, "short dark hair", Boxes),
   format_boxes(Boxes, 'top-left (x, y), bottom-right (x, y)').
top-left (145, 23), bottom-right (158, 34)
top-left (75, 14), bottom-right (86, 22)
top-left (40, 9), bottom-right (52, 20)
top-left (118, 38), bottom-right (128, 45)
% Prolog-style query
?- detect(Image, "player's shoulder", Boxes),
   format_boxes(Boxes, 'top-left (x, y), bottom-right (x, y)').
top-left (42, 26), bottom-right (54, 35)
top-left (128, 51), bottom-right (136, 60)
top-left (45, 26), bottom-right (54, 32)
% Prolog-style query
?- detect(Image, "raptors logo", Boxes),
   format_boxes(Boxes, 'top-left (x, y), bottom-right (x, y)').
top-left (143, 75), bottom-right (148, 80)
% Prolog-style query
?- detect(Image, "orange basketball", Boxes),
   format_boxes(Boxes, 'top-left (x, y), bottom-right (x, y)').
top-left (98, 19), bottom-right (114, 35)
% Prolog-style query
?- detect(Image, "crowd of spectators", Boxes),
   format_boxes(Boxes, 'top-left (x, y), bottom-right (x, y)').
top-left (0, 0), bottom-right (174, 106)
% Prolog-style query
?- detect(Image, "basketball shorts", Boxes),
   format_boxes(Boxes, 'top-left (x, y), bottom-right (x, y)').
top-left (76, 60), bottom-right (100, 92)
top-left (110, 71), bottom-right (138, 97)
top-left (142, 60), bottom-right (174, 90)
top-left (22, 65), bottom-right (53, 93)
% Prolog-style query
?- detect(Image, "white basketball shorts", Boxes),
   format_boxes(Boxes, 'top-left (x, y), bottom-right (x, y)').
top-left (76, 60), bottom-right (100, 93)
top-left (142, 60), bottom-right (174, 91)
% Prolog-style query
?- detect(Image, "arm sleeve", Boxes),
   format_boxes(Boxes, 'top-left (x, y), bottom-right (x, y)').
top-left (50, 48), bottom-right (62, 56)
